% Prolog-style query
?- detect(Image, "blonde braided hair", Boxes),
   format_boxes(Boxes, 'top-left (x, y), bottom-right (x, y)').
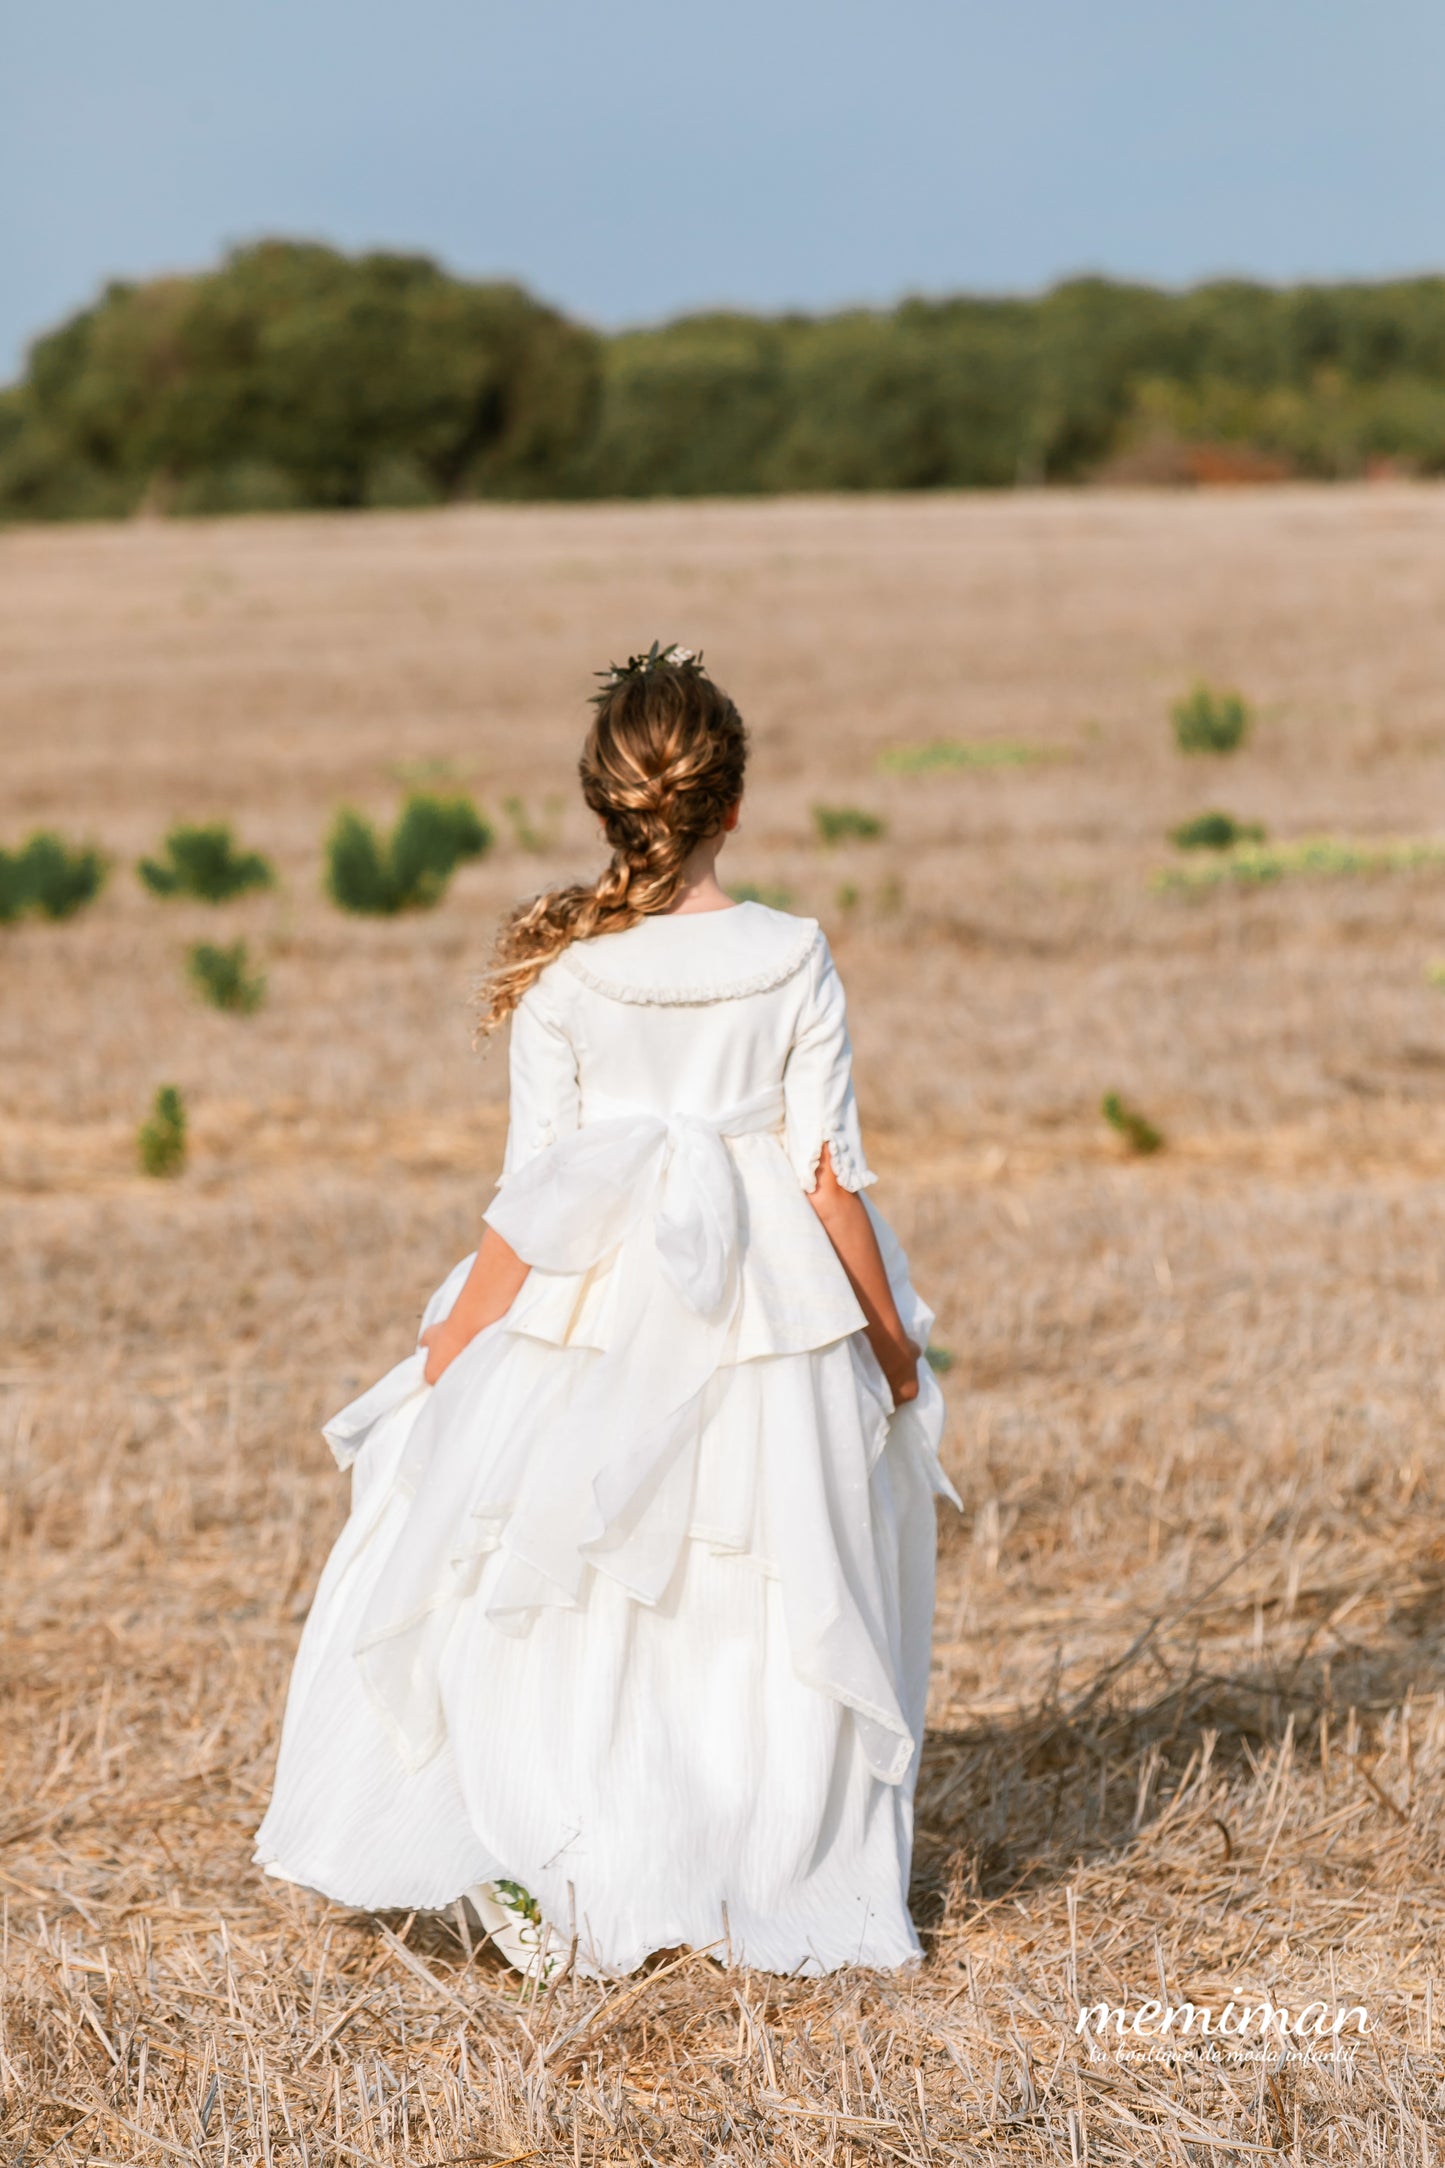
top-left (477, 652), bottom-right (747, 1033)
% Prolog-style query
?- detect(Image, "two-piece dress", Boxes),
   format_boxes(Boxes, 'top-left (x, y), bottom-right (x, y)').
top-left (254, 902), bottom-right (956, 1975)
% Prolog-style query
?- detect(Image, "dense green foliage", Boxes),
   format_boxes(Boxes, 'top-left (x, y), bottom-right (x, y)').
top-left (1170, 810), bottom-right (1267, 851)
top-left (187, 939), bottom-right (267, 1014)
top-left (0, 832), bottom-right (107, 921)
top-left (325, 792), bottom-right (491, 914)
top-left (0, 242), bottom-right (600, 519)
top-left (8, 251), bottom-right (1445, 518)
top-left (1171, 685), bottom-right (1252, 755)
top-left (138, 1085), bottom-right (187, 1177)
top-left (139, 822), bottom-right (275, 901)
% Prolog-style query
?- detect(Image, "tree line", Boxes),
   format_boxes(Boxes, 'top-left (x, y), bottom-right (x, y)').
top-left (5, 239), bottom-right (1445, 519)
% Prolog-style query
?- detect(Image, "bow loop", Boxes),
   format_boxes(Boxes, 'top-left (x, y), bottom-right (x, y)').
top-left (485, 1117), bottom-right (666, 1278)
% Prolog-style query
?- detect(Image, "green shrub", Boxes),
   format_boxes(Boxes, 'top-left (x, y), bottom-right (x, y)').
top-left (390, 793), bottom-right (490, 897)
top-left (924, 1346), bottom-right (956, 1374)
top-left (139, 822), bottom-right (275, 901)
top-left (1171, 683), bottom-right (1251, 755)
top-left (187, 939), bottom-right (266, 1014)
top-left (1169, 810), bottom-right (1267, 851)
top-left (879, 739), bottom-right (1050, 774)
top-left (1156, 834), bottom-right (1445, 892)
top-left (324, 810), bottom-right (393, 914)
top-left (325, 792), bottom-right (492, 914)
top-left (138, 1085), bottom-right (187, 1177)
top-left (813, 805), bottom-right (886, 846)
top-left (0, 831), bottom-right (107, 922)
top-left (1102, 1093), bottom-right (1165, 1155)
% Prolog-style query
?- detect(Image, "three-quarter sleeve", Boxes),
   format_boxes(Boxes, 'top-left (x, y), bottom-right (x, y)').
top-left (498, 970), bottom-right (580, 1180)
top-left (782, 931), bottom-right (877, 1194)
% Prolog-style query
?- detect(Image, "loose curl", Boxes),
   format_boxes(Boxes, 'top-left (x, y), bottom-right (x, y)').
top-left (477, 658), bottom-right (748, 1033)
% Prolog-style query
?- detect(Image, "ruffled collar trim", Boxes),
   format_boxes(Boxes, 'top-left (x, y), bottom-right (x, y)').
top-left (556, 904), bottom-right (819, 1006)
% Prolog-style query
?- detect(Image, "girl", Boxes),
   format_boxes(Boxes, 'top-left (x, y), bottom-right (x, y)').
top-left (255, 645), bottom-right (957, 1978)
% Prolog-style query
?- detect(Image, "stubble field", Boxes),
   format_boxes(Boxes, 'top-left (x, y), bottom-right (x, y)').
top-left (5, 486), bottom-right (1445, 2161)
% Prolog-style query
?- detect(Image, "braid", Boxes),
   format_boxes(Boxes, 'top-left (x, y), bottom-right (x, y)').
top-left (477, 656), bottom-right (747, 1033)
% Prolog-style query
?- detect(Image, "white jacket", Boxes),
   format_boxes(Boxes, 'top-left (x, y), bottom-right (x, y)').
top-left (493, 902), bottom-right (877, 1361)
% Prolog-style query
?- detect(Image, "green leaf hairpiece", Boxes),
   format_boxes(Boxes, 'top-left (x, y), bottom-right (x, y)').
top-left (592, 641), bottom-right (704, 704)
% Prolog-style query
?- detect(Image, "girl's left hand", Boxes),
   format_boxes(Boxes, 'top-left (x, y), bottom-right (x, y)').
top-left (880, 1336), bottom-right (922, 1408)
top-left (420, 1323), bottom-right (458, 1385)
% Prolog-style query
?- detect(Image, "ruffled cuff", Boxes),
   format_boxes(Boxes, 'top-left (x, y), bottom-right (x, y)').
top-left (789, 1125), bottom-right (878, 1196)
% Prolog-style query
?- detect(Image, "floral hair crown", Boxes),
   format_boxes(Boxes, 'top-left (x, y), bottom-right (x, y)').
top-left (591, 640), bottom-right (705, 705)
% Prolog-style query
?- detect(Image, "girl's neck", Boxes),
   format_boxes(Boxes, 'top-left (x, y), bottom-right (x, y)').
top-left (664, 835), bottom-right (737, 915)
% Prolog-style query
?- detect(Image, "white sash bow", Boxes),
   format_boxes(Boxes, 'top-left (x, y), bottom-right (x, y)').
top-left (485, 1085), bottom-right (784, 1319)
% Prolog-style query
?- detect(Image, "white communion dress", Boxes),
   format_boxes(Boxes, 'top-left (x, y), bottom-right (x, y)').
top-left (254, 902), bottom-right (958, 1976)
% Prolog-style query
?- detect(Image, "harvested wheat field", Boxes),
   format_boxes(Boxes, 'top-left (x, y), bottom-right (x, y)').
top-left (7, 485), bottom-right (1445, 2162)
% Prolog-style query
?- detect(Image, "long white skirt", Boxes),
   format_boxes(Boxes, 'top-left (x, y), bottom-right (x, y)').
top-left (255, 1281), bottom-right (952, 1976)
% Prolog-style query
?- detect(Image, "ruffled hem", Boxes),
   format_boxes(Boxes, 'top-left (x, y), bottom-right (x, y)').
top-left (253, 1847), bottom-right (924, 1979)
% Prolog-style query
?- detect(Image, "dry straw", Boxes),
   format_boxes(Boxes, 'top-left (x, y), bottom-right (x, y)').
top-left (6, 487), bottom-right (1445, 2160)
top-left (6, 1358), bottom-right (1443, 2161)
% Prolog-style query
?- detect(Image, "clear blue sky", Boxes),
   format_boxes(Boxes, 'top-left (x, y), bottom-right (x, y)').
top-left (5, 0), bottom-right (1445, 379)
